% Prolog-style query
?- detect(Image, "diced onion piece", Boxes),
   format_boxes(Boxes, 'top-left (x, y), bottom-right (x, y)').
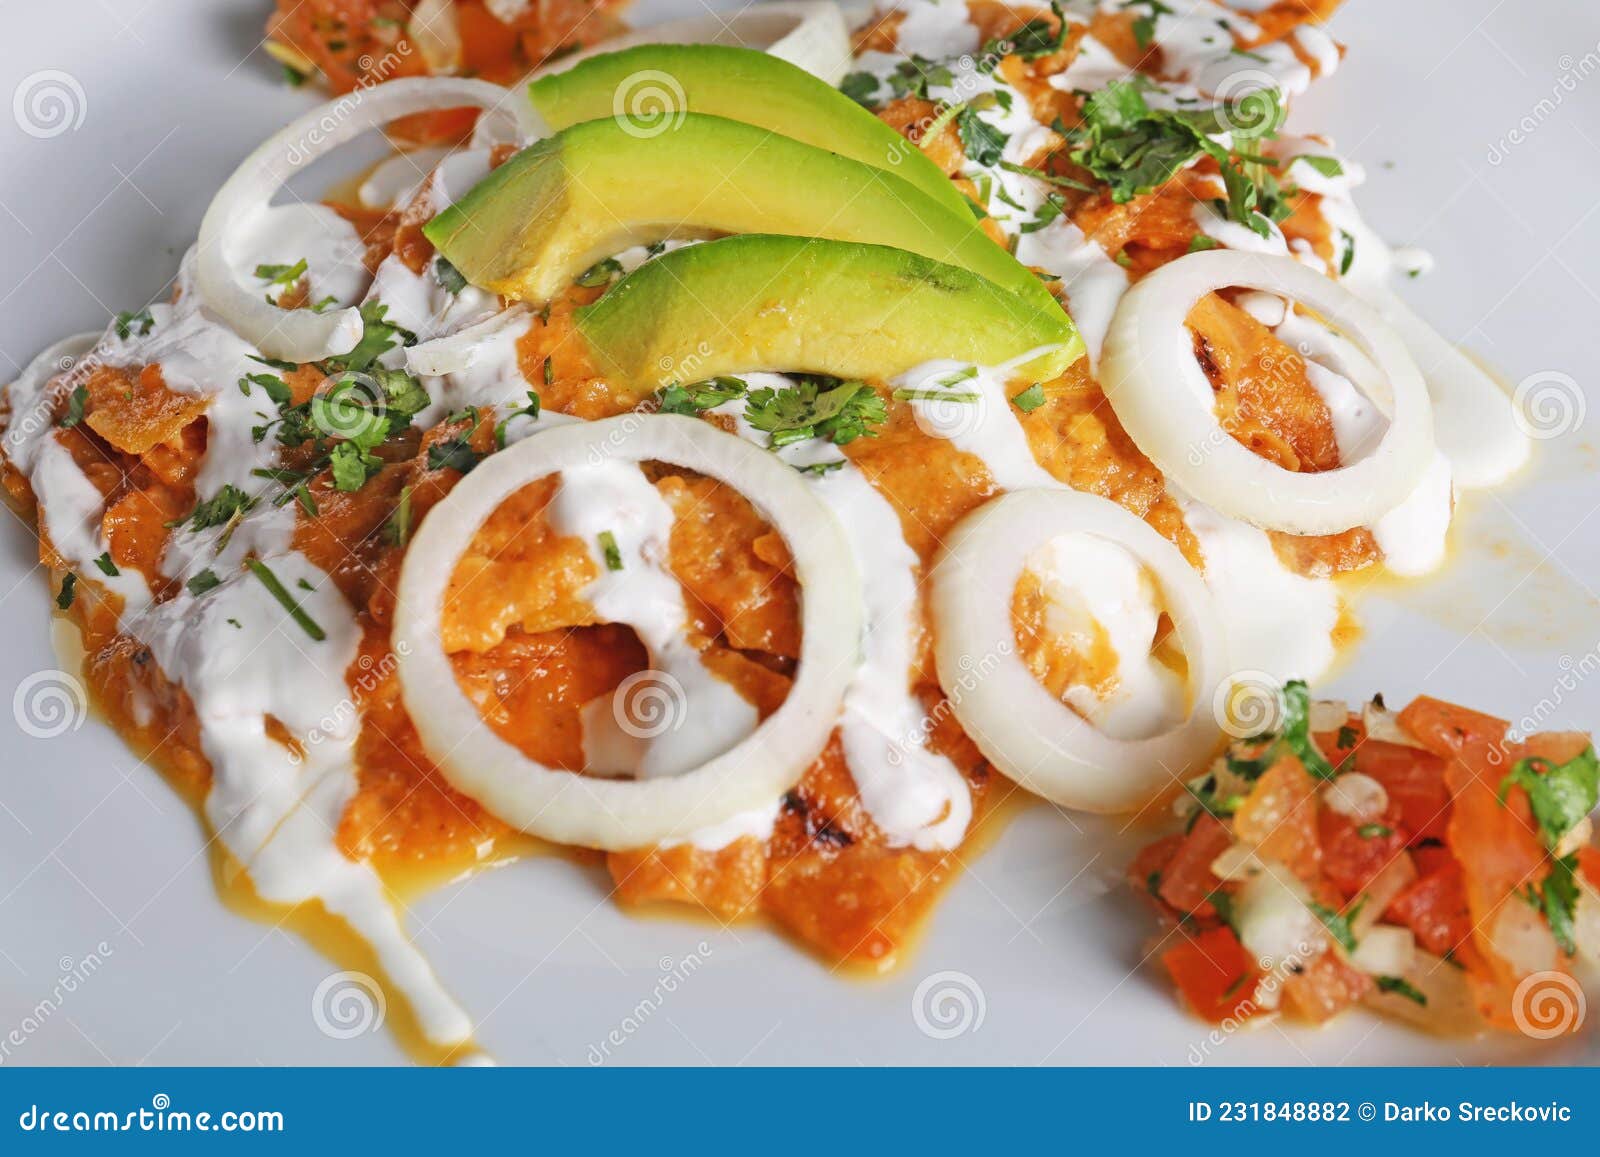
top-left (410, 0), bottom-right (463, 74)
top-left (392, 415), bottom-right (862, 850)
top-left (1308, 698), bottom-right (1349, 732)
top-left (1363, 949), bottom-right (1483, 1034)
top-left (1574, 884), bottom-right (1600, 962)
top-left (1322, 772), bottom-right (1388, 823)
top-left (1488, 898), bottom-right (1560, 977)
top-left (929, 489), bottom-right (1226, 812)
top-left (1211, 841), bottom-right (1264, 882)
top-left (1362, 696), bottom-right (1430, 750)
top-left (526, 1), bottom-right (853, 88)
top-left (1236, 865), bottom-right (1326, 968)
top-left (1351, 924), bottom-right (1416, 976)
top-left (1099, 252), bottom-right (1435, 535)
top-left (1554, 815), bottom-right (1593, 860)
top-left (196, 78), bottom-right (520, 364)
top-left (1353, 853), bottom-right (1418, 939)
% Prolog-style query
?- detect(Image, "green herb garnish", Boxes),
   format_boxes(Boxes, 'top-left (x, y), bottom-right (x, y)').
top-left (93, 552), bottom-right (119, 577)
top-left (1498, 746), bottom-right (1599, 850)
top-left (246, 559), bottom-right (326, 641)
top-left (1376, 975), bottom-right (1427, 1006)
top-left (598, 530), bottom-right (624, 572)
top-left (1011, 383), bottom-right (1047, 412)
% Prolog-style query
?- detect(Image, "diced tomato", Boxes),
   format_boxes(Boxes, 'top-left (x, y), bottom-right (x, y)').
top-left (1156, 815), bottom-right (1232, 917)
top-left (1354, 739), bottom-right (1452, 844)
top-left (1396, 696), bottom-right (1509, 765)
top-left (1410, 842), bottom-right (1455, 877)
top-left (1233, 756), bottom-right (1321, 882)
top-left (1319, 809), bottom-right (1409, 897)
top-left (1384, 860), bottom-right (1471, 956)
top-left (1580, 846), bottom-right (1600, 891)
top-left (1161, 926), bottom-right (1260, 1023)
top-left (1312, 713), bottom-right (1362, 765)
top-left (1128, 833), bottom-right (1184, 898)
top-left (1281, 949), bottom-right (1372, 1023)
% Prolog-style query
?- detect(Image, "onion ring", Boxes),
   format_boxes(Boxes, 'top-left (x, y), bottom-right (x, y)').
top-left (392, 414), bottom-right (862, 850)
top-left (526, 1), bottom-right (854, 88)
top-left (929, 489), bottom-right (1226, 813)
top-left (196, 78), bottom-right (522, 364)
top-left (1099, 251), bottom-right (1435, 535)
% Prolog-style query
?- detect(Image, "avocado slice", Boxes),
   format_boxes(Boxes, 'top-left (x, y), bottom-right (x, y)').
top-left (425, 112), bottom-right (1065, 325)
top-left (575, 235), bottom-right (1081, 394)
top-left (527, 43), bottom-right (970, 222)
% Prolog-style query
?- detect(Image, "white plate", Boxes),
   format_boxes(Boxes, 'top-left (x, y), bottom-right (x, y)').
top-left (1, 0), bottom-right (1597, 1066)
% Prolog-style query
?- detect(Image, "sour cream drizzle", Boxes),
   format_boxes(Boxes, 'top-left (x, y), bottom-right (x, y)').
top-left (546, 460), bottom-right (761, 780)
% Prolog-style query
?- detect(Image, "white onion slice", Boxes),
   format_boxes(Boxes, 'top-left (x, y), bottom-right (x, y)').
top-left (929, 489), bottom-right (1226, 813)
top-left (392, 414), bottom-right (862, 850)
top-left (196, 77), bottom-right (520, 364)
top-left (1099, 251), bottom-right (1435, 535)
top-left (527, 1), bottom-right (854, 88)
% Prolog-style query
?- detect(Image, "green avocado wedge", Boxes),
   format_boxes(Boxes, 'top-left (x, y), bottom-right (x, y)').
top-left (575, 235), bottom-right (1082, 394)
top-left (527, 43), bottom-right (970, 221)
top-left (424, 112), bottom-right (1068, 328)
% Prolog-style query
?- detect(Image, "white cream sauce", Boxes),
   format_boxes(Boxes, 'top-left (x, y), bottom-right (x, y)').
top-left (545, 460), bottom-right (760, 780)
top-left (1022, 531), bottom-right (1186, 739)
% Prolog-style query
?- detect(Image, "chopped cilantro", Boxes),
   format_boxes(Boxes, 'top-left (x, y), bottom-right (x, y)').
top-left (1538, 854), bottom-right (1582, 956)
top-left (744, 378), bottom-right (886, 448)
top-left (328, 441), bottom-right (380, 492)
top-left (795, 460), bottom-right (846, 477)
top-left (997, 160), bottom-right (1091, 192)
top-left (1011, 383), bottom-right (1047, 412)
top-left (92, 552), bottom-right (119, 577)
top-left (114, 309), bottom-right (154, 340)
top-left (1294, 155), bottom-right (1345, 178)
top-left (838, 71), bottom-right (880, 108)
top-left (494, 390), bottom-right (543, 448)
top-left (433, 256), bottom-right (468, 295)
top-left (1279, 679), bottom-right (1337, 779)
top-left (990, 0), bottom-right (1069, 60)
top-left (655, 377), bottom-right (747, 416)
top-left (956, 105), bottom-right (1008, 167)
top-left (246, 559), bottom-right (326, 642)
top-left (255, 258), bottom-right (308, 297)
top-left (1206, 888), bottom-right (1239, 935)
top-left (1338, 228), bottom-right (1357, 277)
top-left (1376, 975), bottom-right (1428, 1006)
top-left (177, 485), bottom-right (257, 532)
top-left (186, 569), bottom-right (222, 596)
top-left (1309, 897), bottom-right (1365, 953)
top-left (324, 301), bottom-right (415, 372)
top-left (1357, 823), bottom-right (1393, 839)
top-left (1066, 77), bottom-right (1288, 238)
top-left (598, 530), bottom-right (624, 572)
top-left (427, 436), bottom-right (481, 475)
top-left (55, 572), bottom-right (76, 610)
top-left (58, 384), bottom-right (89, 429)
top-left (1498, 746), bottom-right (1598, 850)
top-left (1187, 233), bottom-right (1222, 252)
top-left (238, 372), bottom-right (293, 407)
top-left (383, 486), bottom-right (414, 548)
